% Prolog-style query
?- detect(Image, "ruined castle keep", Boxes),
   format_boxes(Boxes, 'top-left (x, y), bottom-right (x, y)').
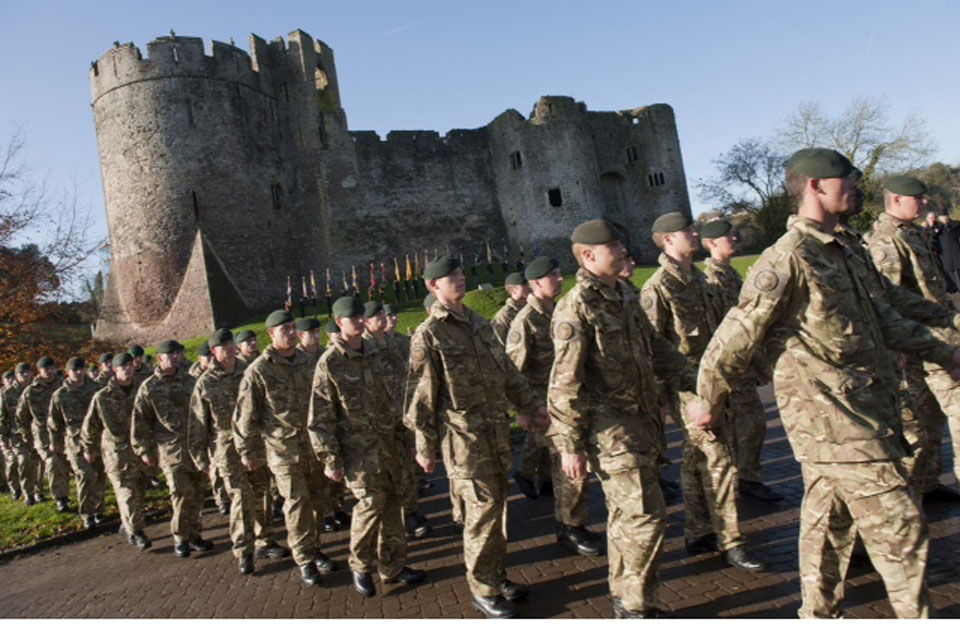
top-left (90, 29), bottom-right (692, 343)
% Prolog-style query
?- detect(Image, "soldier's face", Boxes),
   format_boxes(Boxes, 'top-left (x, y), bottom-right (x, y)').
top-left (16, 371), bottom-right (32, 384)
top-left (114, 363), bottom-right (134, 384)
top-left (709, 234), bottom-right (738, 260)
top-left (816, 176), bottom-right (855, 214)
top-left (67, 368), bottom-right (86, 384)
top-left (896, 195), bottom-right (926, 221)
top-left (299, 329), bottom-right (321, 349)
top-left (39, 366), bottom-right (57, 382)
top-left (132, 356), bottom-right (143, 367)
top-left (157, 352), bottom-right (179, 372)
top-left (213, 342), bottom-right (237, 367)
top-left (586, 241), bottom-right (626, 278)
top-left (269, 322), bottom-right (299, 350)
top-left (535, 269), bottom-right (564, 299)
top-left (668, 227), bottom-right (699, 257)
top-left (432, 268), bottom-right (466, 302)
top-left (338, 315), bottom-right (365, 339)
top-left (365, 312), bottom-right (387, 334)
top-left (385, 314), bottom-right (398, 332)
top-left (239, 338), bottom-right (258, 356)
top-left (509, 284), bottom-right (531, 301)
top-left (198, 355), bottom-right (212, 368)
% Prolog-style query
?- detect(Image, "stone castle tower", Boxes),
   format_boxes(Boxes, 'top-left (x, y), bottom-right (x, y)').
top-left (90, 29), bottom-right (691, 343)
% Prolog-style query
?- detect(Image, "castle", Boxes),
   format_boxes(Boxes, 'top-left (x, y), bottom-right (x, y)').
top-left (90, 29), bottom-right (692, 342)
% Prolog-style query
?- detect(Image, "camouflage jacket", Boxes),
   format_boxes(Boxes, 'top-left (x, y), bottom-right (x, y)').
top-left (548, 268), bottom-right (690, 473)
top-left (697, 215), bottom-right (956, 464)
top-left (0, 382), bottom-right (25, 445)
top-left (491, 297), bottom-right (524, 347)
top-left (404, 300), bottom-right (540, 478)
top-left (869, 212), bottom-right (955, 309)
top-left (81, 377), bottom-right (141, 470)
top-left (48, 379), bottom-right (100, 457)
top-left (386, 331), bottom-right (411, 365)
top-left (189, 360), bottom-right (247, 469)
top-left (131, 365), bottom-right (197, 469)
top-left (188, 360), bottom-right (207, 380)
top-left (132, 364), bottom-right (153, 386)
top-left (505, 293), bottom-right (555, 405)
top-left (308, 336), bottom-right (406, 485)
top-left (362, 331), bottom-right (407, 410)
top-left (237, 351), bottom-right (260, 366)
top-left (16, 376), bottom-right (61, 451)
top-left (703, 258), bottom-right (771, 381)
top-left (233, 346), bottom-right (314, 469)
top-left (296, 345), bottom-right (321, 372)
top-left (94, 370), bottom-right (114, 387)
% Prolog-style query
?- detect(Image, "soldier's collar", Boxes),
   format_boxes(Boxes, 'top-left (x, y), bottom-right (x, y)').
top-left (332, 335), bottom-right (376, 359)
top-left (431, 301), bottom-right (469, 324)
top-left (576, 268), bottom-right (622, 301)
top-left (262, 345), bottom-right (308, 365)
top-left (788, 214), bottom-right (841, 246)
top-left (525, 292), bottom-right (552, 316)
top-left (878, 211), bottom-right (914, 228)
top-left (658, 252), bottom-right (698, 283)
top-left (506, 297), bottom-right (523, 311)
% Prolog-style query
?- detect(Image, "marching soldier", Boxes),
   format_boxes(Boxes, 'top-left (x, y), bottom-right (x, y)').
top-left (129, 345), bottom-right (153, 384)
top-left (189, 343), bottom-right (212, 379)
top-left (0, 364), bottom-right (33, 502)
top-left (81, 353), bottom-right (151, 551)
top-left (296, 317), bottom-right (323, 362)
top-left (235, 330), bottom-right (261, 365)
top-left (309, 296), bottom-right (426, 598)
top-left (17, 356), bottom-right (70, 511)
top-left (95, 354), bottom-right (114, 386)
top-left (490, 272), bottom-right (530, 346)
top-left (405, 257), bottom-right (546, 618)
top-left (48, 357), bottom-right (105, 528)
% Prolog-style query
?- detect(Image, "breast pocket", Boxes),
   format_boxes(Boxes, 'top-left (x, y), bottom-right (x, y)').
top-left (595, 318), bottom-right (626, 390)
top-left (439, 345), bottom-right (481, 411)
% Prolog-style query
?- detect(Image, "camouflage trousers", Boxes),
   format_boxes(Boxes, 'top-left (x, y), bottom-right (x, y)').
top-left (66, 447), bottom-right (106, 517)
top-left (13, 441), bottom-right (38, 497)
top-left (1, 438), bottom-right (20, 495)
top-left (37, 447), bottom-right (70, 500)
top-left (216, 449), bottom-right (273, 557)
top-left (727, 381), bottom-right (768, 484)
top-left (347, 474), bottom-right (408, 579)
top-left (207, 460), bottom-right (229, 508)
top-left (270, 459), bottom-right (323, 567)
top-left (400, 442), bottom-right (420, 515)
top-left (897, 371), bottom-right (931, 489)
top-left (517, 430), bottom-right (552, 482)
top-left (162, 464), bottom-right (205, 544)
top-left (545, 438), bottom-right (587, 526)
top-left (104, 452), bottom-right (146, 536)
top-left (922, 366), bottom-right (960, 486)
top-left (798, 460), bottom-right (928, 619)
top-left (449, 473), bottom-right (509, 598)
top-left (599, 464), bottom-right (666, 612)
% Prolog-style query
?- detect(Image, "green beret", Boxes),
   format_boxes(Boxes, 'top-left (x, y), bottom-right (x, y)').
top-left (332, 296), bottom-right (364, 318)
top-left (423, 293), bottom-right (436, 309)
top-left (884, 175), bottom-right (927, 197)
top-left (37, 356), bottom-right (55, 369)
top-left (383, 303), bottom-right (398, 316)
top-left (525, 256), bottom-right (559, 281)
top-left (99, 353), bottom-right (113, 365)
top-left (156, 339), bottom-right (181, 354)
top-left (652, 211), bottom-right (691, 234)
top-left (423, 256), bottom-right (460, 281)
top-left (699, 219), bottom-right (733, 239)
top-left (15, 362), bottom-right (30, 374)
top-left (504, 272), bottom-right (527, 286)
top-left (128, 345), bottom-right (145, 357)
top-left (295, 317), bottom-right (321, 332)
top-left (786, 148), bottom-right (854, 179)
top-left (364, 300), bottom-right (384, 318)
top-left (570, 219), bottom-right (622, 245)
top-left (66, 357), bottom-right (85, 371)
top-left (265, 309), bottom-right (294, 328)
top-left (326, 320), bottom-right (340, 335)
top-left (112, 352), bottom-right (133, 367)
top-left (208, 329), bottom-right (233, 348)
top-left (2, 370), bottom-right (13, 380)
top-left (235, 330), bottom-right (256, 343)
top-left (197, 343), bottom-right (212, 357)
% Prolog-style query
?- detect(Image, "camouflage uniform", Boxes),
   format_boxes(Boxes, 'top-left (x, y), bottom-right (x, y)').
top-left (234, 346), bottom-right (326, 568)
top-left (188, 360), bottom-right (230, 511)
top-left (868, 212), bottom-right (960, 490)
top-left (383, 331), bottom-right (424, 518)
top-left (238, 352), bottom-right (260, 366)
top-left (309, 336), bottom-right (409, 579)
top-left (190, 359), bottom-right (274, 558)
top-left (506, 293), bottom-right (587, 527)
top-left (132, 363), bottom-right (153, 386)
top-left (642, 253), bottom-right (743, 550)
top-left (16, 376), bottom-right (70, 501)
top-left (132, 366), bottom-right (205, 545)
top-left (405, 300), bottom-right (540, 597)
top-left (298, 344), bottom-right (345, 522)
top-left (697, 215), bottom-right (952, 618)
top-left (0, 381), bottom-right (30, 497)
top-left (549, 268), bottom-right (690, 612)
top-left (490, 297), bottom-right (524, 347)
top-left (703, 258), bottom-right (770, 484)
top-left (82, 377), bottom-right (146, 536)
top-left (48, 379), bottom-right (105, 518)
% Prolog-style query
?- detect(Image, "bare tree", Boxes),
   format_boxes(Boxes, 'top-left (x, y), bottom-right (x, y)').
top-left (697, 138), bottom-right (788, 211)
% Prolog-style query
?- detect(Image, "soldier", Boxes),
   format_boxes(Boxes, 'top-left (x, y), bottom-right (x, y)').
top-left (82, 353), bottom-right (151, 551)
top-left (490, 272), bottom-right (530, 346)
top-left (867, 176), bottom-right (960, 501)
top-left (235, 330), bottom-right (261, 365)
top-left (129, 345), bottom-right (153, 384)
top-left (405, 257), bottom-right (546, 618)
top-left (234, 309), bottom-right (337, 587)
top-left (48, 357), bottom-right (105, 529)
top-left (189, 342), bottom-right (229, 514)
top-left (132, 340), bottom-right (212, 558)
top-left (549, 220), bottom-right (695, 618)
top-left (296, 317), bottom-right (323, 361)
top-left (17, 356), bottom-right (70, 511)
top-left (692, 148), bottom-right (960, 618)
top-left (0, 365), bottom-right (30, 501)
top-left (310, 296), bottom-right (426, 597)
top-left (507, 255), bottom-right (602, 557)
top-left (700, 219), bottom-right (781, 502)
top-left (189, 343), bottom-right (212, 379)
top-left (96, 354), bottom-right (115, 385)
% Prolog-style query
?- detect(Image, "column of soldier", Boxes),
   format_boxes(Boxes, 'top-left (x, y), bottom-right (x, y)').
top-left (2, 147), bottom-right (960, 620)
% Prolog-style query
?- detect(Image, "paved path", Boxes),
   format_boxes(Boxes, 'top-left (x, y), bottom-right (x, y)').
top-left (2, 385), bottom-right (960, 618)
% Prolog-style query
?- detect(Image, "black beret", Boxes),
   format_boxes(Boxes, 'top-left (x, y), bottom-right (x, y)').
top-left (112, 352), bottom-right (133, 367)
top-left (651, 211), bottom-right (691, 234)
top-left (235, 330), bottom-right (257, 343)
top-left (364, 300), bottom-right (384, 318)
top-left (208, 328), bottom-right (233, 348)
top-left (326, 320), bottom-right (341, 335)
top-left (66, 357), bottom-right (85, 371)
top-left (2, 370), bottom-right (13, 380)
top-left (786, 148), bottom-right (855, 179)
top-left (295, 317), bottom-right (321, 332)
top-left (99, 353), bottom-right (113, 365)
top-left (525, 256), bottom-right (560, 281)
top-left (423, 256), bottom-right (460, 281)
top-left (504, 272), bottom-right (527, 286)
top-left (128, 345), bottom-right (145, 357)
top-left (265, 309), bottom-right (294, 328)
top-left (15, 362), bottom-right (31, 374)
top-left (383, 303), bottom-right (398, 316)
top-left (850, 166), bottom-right (863, 180)
top-left (332, 296), bottom-right (365, 318)
top-left (699, 219), bottom-right (733, 239)
top-left (37, 356), bottom-right (55, 369)
top-left (197, 343), bottom-right (212, 357)
top-left (884, 175), bottom-right (927, 197)
top-left (570, 219), bottom-right (622, 245)
top-left (423, 293), bottom-right (436, 309)
top-left (156, 339), bottom-right (182, 354)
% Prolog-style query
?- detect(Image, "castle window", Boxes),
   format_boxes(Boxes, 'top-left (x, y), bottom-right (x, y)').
top-left (186, 99), bottom-right (195, 125)
top-left (172, 45), bottom-right (179, 64)
top-left (283, 82), bottom-right (290, 102)
top-left (509, 151), bottom-right (522, 170)
top-left (271, 183), bottom-right (282, 210)
top-left (626, 146), bottom-right (639, 163)
top-left (315, 65), bottom-right (329, 91)
top-left (647, 172), bottom-right (666, 187)
top-left (548, 188), bottom-right (563, 207)
top-left (191, 191), bottom-right (200, 222)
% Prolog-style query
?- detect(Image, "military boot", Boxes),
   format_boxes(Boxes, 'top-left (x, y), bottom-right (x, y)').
top-left (556, 522), bottom-right (602, 556)
top-left (238, 554), bottom-right (254, 575)
top-left (299, 563), bottom-right (322, 587)
top-left (471, 595), bottom-right (518, 618)
top-left (131, 531), bottom-right (152, 551)
top-left (352, 570), bottom-right (376, 597)
top-left (315, 551), bottom-right (338, 574)
top-left (723, 545), bottom-right (767, 572)
top-left (255, 541), bottom-right (291, 559)
top-left (612, 597), bottom-right (672, 618)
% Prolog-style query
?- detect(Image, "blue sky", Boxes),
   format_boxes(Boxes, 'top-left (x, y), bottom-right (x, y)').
top-left (2, 0), bottom-right (959, 265)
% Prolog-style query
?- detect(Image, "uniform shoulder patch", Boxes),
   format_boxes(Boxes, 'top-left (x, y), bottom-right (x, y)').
top-left (410, 345), bottom-right (427, 363)
top-left (507, 330), bottom-right (522, 344)
top-left (871, 246), bottom-right (892, 265)
top-left (640, 291), bottom-right (655, 310)
top-left (554, 321), bottom-right (577, 341)
top-left (753, 269), bottom-right (780, 292)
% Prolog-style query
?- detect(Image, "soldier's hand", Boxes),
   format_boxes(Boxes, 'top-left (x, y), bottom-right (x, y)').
top-left (416, 452), bottom-right (436, 473)
top-left (141, 454), bottom-right (157, 467)
top-left (242, 457), bottom-right (259, 472)
top-left (686, 397), bottom-right (714, 431)
top-left (517, 414), bottom-right (533, 431)
top-left (533, 406), bottom-right (550, 428)
top-left (562, 452), bottom-right (587, 480)
top-left (325, 467), bottom-right (344, 482)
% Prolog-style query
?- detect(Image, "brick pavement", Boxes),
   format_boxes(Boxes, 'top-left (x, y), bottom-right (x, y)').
top-left (2, 384), bottom-right (960, 618)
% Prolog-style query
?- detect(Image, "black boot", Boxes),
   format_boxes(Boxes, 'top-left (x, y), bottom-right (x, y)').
top-left (684, 533), bottom-right (718, 556)
top-left (132, 531), bottom-right (152, 551)
top-left (174, 541), bottom-right (191, 558)
top-left (739, 480), bottom-right (783, 502)
top-left (723, 546), bottom-right (767, 572)
top-left (315, 552), bottom-right (338, 574)
top-left (255, 541), bottom-right (291, 559)
top-left (471, 595), bottom-right (518, 618)
top-left (299, 563), bottom-right (322, 587)
top-left (188, 538), bottom-right (213, 552)
top-left (384, 566), bottom-right (426, 585)
top-left (513, 472), bottom-right (538, 499)
top-left (406, 512), bottom-right (432, 539)
top-left (556, 522), bottom-right (602, 556)
top-left (500, 579), bottom-right (529, 603)
top-left (238, 554), bottom-right (254, 575)
top-left (56, 498), bottom-right (71, 513)
top-left (352, 570), bottom-right (375, 597)
top-left (333, 510), bottom-right (351, 528)
top-left (612, 597), bottom-right (672, 618)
